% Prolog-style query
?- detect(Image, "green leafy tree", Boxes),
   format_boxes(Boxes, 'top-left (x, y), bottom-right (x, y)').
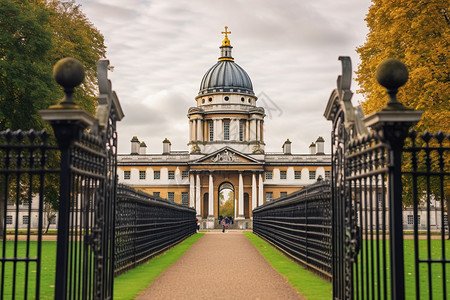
top-left (0, 0), bottom-right (106, 234)
top-left (356, 0), bottom-right (449, 133)
top-left (356, 0), bottom-right (449, 220)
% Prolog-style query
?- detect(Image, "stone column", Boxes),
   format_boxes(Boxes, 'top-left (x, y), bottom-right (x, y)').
top-left (246, 120), bottom-right (250, 141)
top-left (250, 119), bottom-right (256, 141)
top-left (231, 118), bottom-right (238, 141)
top-left (192, 120), bottom-right (197, 141)
top-left (189, 173), bottom-right (195, 208)
top-left (237, 172), bottom-right (244, 219)
top-left (208, 172), bottom-right (214, 218)
top-left (195, 173), bottom-right (201, 217)
top-left (252, 173), bottom-right (257, 212)
top-left (258, 172), bottom-right (264, 206)
top-left (256, 119), bottom-right (260, 141)
top-left (213, 119), bottom-right (219, 141)
top-left (189, 120), bottom-right (194, 141)
top-left (196, 119), bottom-right (203, 142)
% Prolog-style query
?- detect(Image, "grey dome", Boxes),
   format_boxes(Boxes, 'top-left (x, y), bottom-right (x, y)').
top-left (199, 60), bottom-right (254, 96)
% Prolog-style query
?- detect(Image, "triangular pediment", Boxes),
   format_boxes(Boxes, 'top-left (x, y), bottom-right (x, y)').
top-left (192, 147), bottom-right (262, 164)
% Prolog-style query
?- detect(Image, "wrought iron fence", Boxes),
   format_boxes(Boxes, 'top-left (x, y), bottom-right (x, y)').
top-left (115, 184), bottom-right (197, 275)
top-left (0, 129), bottom-right (58, 299)
top-left (323, 57), bottom-right (449, 299)
top-left (402, 131), bottom-right (449, 299)
top-left (253, 181), bottom-right (332, 279)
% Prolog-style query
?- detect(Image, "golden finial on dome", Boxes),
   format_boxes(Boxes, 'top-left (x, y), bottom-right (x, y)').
top-left (221, 26), bottom-right (231, 46)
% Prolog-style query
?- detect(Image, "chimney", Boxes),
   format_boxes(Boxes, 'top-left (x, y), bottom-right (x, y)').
top-left (162, 138), bottom-right (171, 154)
top-left (309, 142), bottom-right (316, 154)
top-left (130, 136), bottom-right (140, 155)
top-left (315, 136), bottom-right (325, 155)
top-left (282, 139), bottom-right (292, 155)
top-left (139, 141), bottom-right (147, 154)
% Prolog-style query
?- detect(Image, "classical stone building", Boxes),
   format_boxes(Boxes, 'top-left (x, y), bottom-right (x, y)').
top-left (117, 29), bottom-right (331, 229)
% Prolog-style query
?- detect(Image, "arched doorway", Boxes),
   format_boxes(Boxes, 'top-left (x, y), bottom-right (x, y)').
top-left (218, 182), bottom-right (234, 219)
top-left (202, 193), bottom-right (208, 219)
top-left (244, 193), bottom-right (250, 218)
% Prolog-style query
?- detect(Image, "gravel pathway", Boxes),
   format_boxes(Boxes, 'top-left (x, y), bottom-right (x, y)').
top-left (135, 231), bottom-right (304, 299)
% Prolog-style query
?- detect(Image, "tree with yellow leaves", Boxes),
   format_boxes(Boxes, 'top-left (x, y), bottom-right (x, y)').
top-left (356, 0), bottom-right (449, 133)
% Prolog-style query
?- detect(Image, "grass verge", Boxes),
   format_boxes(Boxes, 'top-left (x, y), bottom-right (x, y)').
top-left (243, 232), bottom-right (332, 299)
top-left (113, 233), bottom-right (205, 300)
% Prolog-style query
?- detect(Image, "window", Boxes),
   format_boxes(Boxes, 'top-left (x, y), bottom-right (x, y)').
top-left (224, 96), bottom-right (229, 101)
top-left (294, 171), bottom-right (301, 179)
top-left (309, 171), bottom-right (316, 180)
top-left (6, 216), bottom-right (12, 225)
top-left (325, 170), bottom-right (331, 179)
top-left (407, 215), bottom-right (414, 225)
top-left (223, 121), bottom-right (230, 140)
top-left (208, 97), bottom-right (212, 102)
top-left (153, 192), bottom-right (160, 197)
top-left (377, 193), bottom-right (383, 207)
top-left (280, 192), bottom-right (287, 197)
top-left (265, 192), bottom-right (273, 202)
top-left (280, 171), bottom-right (287, 180)
top-left (124, 171), bottom-right (131, 180)
top-left (265, 171), bottom-right (272, 180)
top-left (139, 171), bottom-right (146, 180)
top-left (22, 200), bottom-right (30, 207)
top-left (407, 215), bottom-right (421, 225)
top-left (241, 97), bottom-right (245, 102)
top-left (168, 192), bottom-right (175, 202)
top-left (239, 121), bottom-right (244, 141)
top-left (181, 192), bottom-right (188, 205)
top-left (202, 98), bottom-right (205, 104)
top-left (23, 215), bottom-right (29, 225)
top-left (168, 171), bottom-right (175, 180)
top-left (154, 171), bottom-right (160, 180)
top-left (209, 120), bottom-right (214, 141)
top-left (182, 171), bottom-right (189, 179)
top-left (7, 200), bottom-right (15, 206)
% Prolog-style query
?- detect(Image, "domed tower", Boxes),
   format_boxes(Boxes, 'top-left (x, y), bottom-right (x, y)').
top-left (188, 27), bottom-right (265, 155)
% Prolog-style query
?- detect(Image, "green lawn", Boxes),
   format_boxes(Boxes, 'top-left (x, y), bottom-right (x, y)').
top-left (355, 238), bottom-right (450, 299)
top-left (0, 234), bottom-right (447, 299)
top-left (244, 232), bottom-right (333, 299)
top-left (0, 241), bottom-right (56, 300)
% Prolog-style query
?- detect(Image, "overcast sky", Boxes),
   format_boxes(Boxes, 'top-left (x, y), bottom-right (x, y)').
top-left (76, 0), bottom-right (372, 154)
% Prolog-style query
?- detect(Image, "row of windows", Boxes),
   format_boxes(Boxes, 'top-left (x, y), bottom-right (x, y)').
top-left (201, 97), bottom-right (252, 104)
top-left (265, 191), bottom-right (288, 202)
top-left (154, 192), bottom-right (189, 205)
top-left (265, 170), bottom-right (330, 180)
top-left (7, 201), bottom-right (31, 207)
top-left (208, 120), bottom-right (245, 142)
top-left (5, 215), bottom-right (56, 225)
top-left (125, 170), bottom-right (331, 181)
top-left (125, 170), bottom-right (189, 180)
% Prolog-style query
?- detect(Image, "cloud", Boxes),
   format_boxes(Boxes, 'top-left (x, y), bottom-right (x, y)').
top-left (77, 0), bottom-right (372, 154)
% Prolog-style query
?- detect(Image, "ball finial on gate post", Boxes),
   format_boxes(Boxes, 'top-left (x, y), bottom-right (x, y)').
top-left (376, 58), bottom-right (409, 111)
top-left (52, 57), bottom-right (85, 109)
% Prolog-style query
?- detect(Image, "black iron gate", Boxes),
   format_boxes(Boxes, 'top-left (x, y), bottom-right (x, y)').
top-left (324, 57), bottom-right (449, 299)
top-left (39, 58), bottom-right (123, 300)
